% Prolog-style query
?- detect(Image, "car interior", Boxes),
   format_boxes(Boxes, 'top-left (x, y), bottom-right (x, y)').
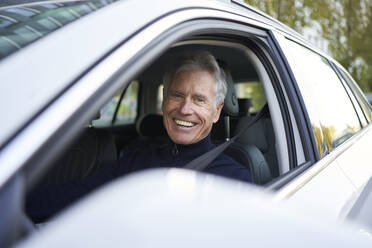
top-left (27, 37), bottom-right (292, 225)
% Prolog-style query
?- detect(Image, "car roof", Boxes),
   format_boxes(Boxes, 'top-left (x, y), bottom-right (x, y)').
top-left (0, 0), bottom-right (305, 148)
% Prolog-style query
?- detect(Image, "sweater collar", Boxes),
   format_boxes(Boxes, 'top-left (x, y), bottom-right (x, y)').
top-left (171, 135), bottom-right (213, 158)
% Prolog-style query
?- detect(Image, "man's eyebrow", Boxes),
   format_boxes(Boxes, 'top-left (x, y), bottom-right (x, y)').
top-left (193, 94), bottom-right (207, 100)
top-left (169, 89), bottom-right (183, 95)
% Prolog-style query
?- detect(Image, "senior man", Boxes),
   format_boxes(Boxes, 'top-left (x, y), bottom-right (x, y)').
top-left (27, 51), bottom-right (251, 221)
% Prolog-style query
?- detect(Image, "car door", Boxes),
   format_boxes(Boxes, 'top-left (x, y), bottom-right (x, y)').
top-left (0, 3), bottom-right (301, 245)
top-left (272, 32), bottom-right (372, 221)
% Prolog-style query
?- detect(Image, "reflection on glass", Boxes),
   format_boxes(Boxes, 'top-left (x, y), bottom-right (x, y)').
top-left (37, 18), bottom-right (59, 30)
top-left (116, 81), bottom-right (139, 125)
top-left (52, 9), bottom-right (78, 24)
top-left (0, 0), bottom-right (119, 61)
top-left (42, 4), bottom-right (59, 9)
top-left (6, 8), bottom-right (36, 17)
top-left (339, 69), bottom-right (372, 123)
top-left (312, 123), bottom-right (326, 157)
top-left (0, 18), bottom-right (13, 28)
top-left (0, 37), bottom-right (18, 56)
top-left (13, 26), bottom-right (40, 42)
top-left (280, 38), bottom-right (361, 156)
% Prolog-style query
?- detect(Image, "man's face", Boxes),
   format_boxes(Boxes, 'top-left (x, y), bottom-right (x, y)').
top-left (162, 69), bottom-right (223, 145)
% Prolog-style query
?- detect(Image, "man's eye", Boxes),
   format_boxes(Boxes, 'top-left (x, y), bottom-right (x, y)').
top-left (196, 97), bottom-right (205, 103)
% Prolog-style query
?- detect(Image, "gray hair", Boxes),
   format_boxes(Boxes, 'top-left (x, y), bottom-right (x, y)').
top-left (163, 51), bottom-right (227, 108)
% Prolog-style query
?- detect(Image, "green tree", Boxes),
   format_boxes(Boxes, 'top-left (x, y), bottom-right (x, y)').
top-left (245, 0), bottom-right (310, 32)
top-left (245, 0), bottom-right (372, 92)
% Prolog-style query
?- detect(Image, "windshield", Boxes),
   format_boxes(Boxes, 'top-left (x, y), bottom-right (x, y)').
top-left (0, 0), bottom-right (118, 61)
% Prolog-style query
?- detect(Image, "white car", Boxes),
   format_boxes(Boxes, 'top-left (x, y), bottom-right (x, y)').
top-left (0, 0), bottom-right (372, 246)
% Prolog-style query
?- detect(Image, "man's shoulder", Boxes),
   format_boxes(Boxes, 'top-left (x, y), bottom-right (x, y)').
top-left (205, 152), bottom-right (252, 183)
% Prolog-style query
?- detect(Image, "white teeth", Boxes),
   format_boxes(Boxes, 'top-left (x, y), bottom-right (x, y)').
top-left (175, 119), bottom-right (194, 127)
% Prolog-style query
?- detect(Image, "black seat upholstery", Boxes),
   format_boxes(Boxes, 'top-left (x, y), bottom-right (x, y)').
top-left (225, 143), bottom-right (273, 184)
top-left (217, 62), bottom-right (273, 184)
top-left (121, 113), bottom-right (168, 153)
top-left (234, 104), bottom-right (278, 178)
top-left (136, 113), bottom-right (167, 138)
top-left (41, 127), bottom-right (117, 183)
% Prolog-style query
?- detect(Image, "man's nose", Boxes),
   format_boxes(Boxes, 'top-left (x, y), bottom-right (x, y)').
top-left (179, 99), bottom-right (193, 115)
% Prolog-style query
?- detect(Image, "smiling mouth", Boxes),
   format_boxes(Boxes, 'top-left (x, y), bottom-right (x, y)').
top-left (174, 119), bottom-right (196, 127)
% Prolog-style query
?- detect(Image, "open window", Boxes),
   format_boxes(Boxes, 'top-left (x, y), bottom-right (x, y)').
top-left (26, 21), bottom-right (299, 226)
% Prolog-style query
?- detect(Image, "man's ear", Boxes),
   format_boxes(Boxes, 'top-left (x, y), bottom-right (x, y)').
top-left (161, 89), bottom-right (167, 111)
top-left (213, 102), bottom-right (224, 123)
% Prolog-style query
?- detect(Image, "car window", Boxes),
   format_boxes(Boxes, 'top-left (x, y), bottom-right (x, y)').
top-left (336, 70), bottom-right (368, 127)
top-left (279, 38), bottom-right (361, 157)
top-left (337, 68), bottom-right (372, 124)
top-left (157, 84), bottom-right (164, 114)
top-left (93, 80), bottom-right (139, 127)
top-left (0, 0), bottom-right (118, 60)
top-left (235, 81), bottom-right (266, 113)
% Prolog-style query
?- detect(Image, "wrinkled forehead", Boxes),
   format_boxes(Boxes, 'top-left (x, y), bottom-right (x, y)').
top-left (170, 68), bottom-right (216, 89)
top-left (169, 69), bottom-right (216, 93)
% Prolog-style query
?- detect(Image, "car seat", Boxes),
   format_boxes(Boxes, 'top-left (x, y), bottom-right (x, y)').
top-left (234, 103), bottom-right (279, 178)
top-left (217, 62), bottom-right (273, 184)
top-left (40, 123), bottom-right (117, 184)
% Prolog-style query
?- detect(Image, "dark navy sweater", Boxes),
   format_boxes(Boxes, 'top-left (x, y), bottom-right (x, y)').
top-left (26, 135), bottom-right (251, 221)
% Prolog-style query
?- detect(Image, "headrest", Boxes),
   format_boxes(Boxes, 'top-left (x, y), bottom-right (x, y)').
top-left (136, 114), bottom-right (167, 137)
top-left (238, 98), bottom-right (253, 116)
top-left (218, 61), bottom-right (239, 117)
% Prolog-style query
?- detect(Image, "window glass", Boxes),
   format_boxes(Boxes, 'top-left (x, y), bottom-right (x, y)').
top-left (280, 38), bottom-right (361, 156)
top-left (93, 80), bottom-right (139, 127)
top-left (114, 81), bottom-right (139, 125)
top-left (0, 18), bottom-right (13, 28)
top-left (13, 26), bottom-right (40, 42)
top-left (0, 37), bottom-right (18, 56)
top-left (235, 81), bottom-right (266, 113)
top-left (36, 18), bottom-right (59, 30)
top-left (92, 94), bottom-right (119, 127)
top-left (0, 0), bottom-right (118, 60)
top-left (338, 68), bottom-right (372, 123)
top-left (157, 84), bottom-right (163, 114)
top-left (42, 4), bottom-right (59, 9)
top-left (6, 8), bottom-right (36, 17)
top-left (336, 71), bottom-right (368, 127)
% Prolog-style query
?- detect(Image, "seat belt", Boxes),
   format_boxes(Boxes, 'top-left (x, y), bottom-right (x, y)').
top-left (184, 104), bottom-right (268, 171)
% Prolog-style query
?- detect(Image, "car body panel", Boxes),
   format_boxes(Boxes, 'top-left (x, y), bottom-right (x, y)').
top-left (0, 0), bottom-right (371, 246)
top-left (17, 169), bottom-right (372, 248)
top-left (283, 159), bottom-right (357, 220)
top-left (337, 125), bottom-right (372, 190)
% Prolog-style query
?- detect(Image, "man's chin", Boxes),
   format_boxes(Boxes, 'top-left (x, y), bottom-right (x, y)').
top-left (169, 135), bottom-right (196, 145)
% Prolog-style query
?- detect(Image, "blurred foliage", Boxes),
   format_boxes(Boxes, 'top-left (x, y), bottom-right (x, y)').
top-left (235, 82), bottom-right (266, 112)
top-left (245, 0), bottom-right (372, 92)
top-left (116, 80), bottom-right (138, 124)
top-left (312, 124), bottom-right (324, 157)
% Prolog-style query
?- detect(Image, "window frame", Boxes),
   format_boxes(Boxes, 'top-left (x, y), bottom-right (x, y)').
top-left (333, 63), bottom-right (372, 125)
top-left (3, 10), bottom-right (305, 193)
